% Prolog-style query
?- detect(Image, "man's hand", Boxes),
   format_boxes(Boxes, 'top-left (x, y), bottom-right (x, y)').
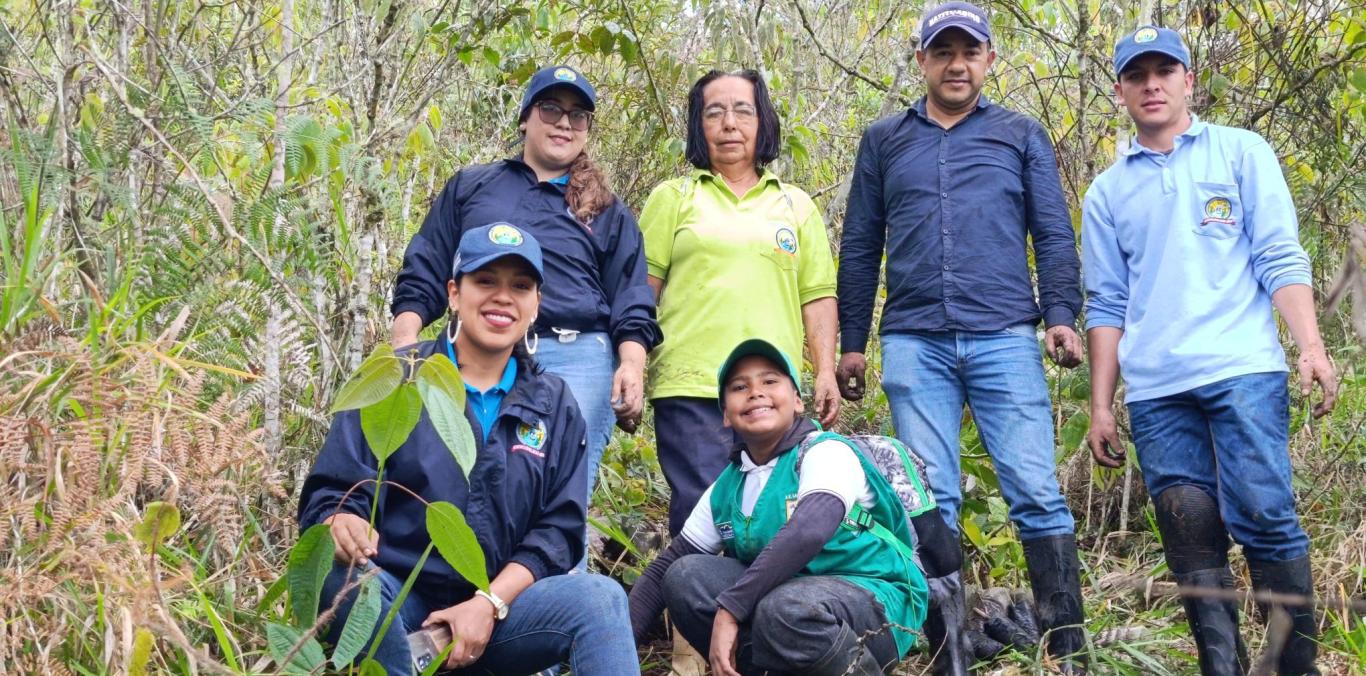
top-left (324, 513), bottom-right (378, 566)
top-left (812, 370), bottom-right (841, 428)
top-left (1297, 348), bottom-right (1338, 418)
top-left (1087, 407), bottom-right (1125, 469)
top-left (835, 352), bottom-right (867, 401)
top-left (426, 597), bottom-right (498, 669)
top-left (1044, 326), bottom-right (1083, 368)
top-left (709, 608), bottom-right (742, 676)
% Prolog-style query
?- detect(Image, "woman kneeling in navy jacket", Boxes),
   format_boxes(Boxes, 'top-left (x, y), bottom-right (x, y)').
top-left (298, 223), bottom-right (639, 675)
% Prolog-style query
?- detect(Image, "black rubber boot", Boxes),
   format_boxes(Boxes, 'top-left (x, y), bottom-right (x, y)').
top-left (924, 572), bottom-right (971, 675)
top-left (1248, 556), bottom-right (1320, 676)
top-left (1173, 567), bottom-right (1250, 675)
top-left (805, 622), bottom-right (886, 676)
top-left (1152, 485), bottom-right (1249, 675)
top-left (1021, 535), bottom-right (1088, 673)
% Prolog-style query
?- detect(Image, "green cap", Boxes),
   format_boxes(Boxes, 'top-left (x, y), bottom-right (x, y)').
top-left (716, 339), bottom-right (802, 406)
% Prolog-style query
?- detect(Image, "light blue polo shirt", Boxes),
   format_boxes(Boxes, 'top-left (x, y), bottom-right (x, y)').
top-left (1081, 116), bottom-right (1311, 403)
top-left (445, 338), bottom-right (518, 442)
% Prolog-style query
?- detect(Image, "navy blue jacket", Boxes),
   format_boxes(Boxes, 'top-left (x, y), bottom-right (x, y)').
top-left (838, 97), bottom-right (1082, 353)
top-left (392, 158), bottom-right (662, 350)
top-left (297, 338), bottom-right (588, 600)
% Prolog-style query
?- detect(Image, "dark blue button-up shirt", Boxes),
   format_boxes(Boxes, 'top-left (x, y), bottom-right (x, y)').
top-left (837, 97), bottom-right (1081, 353)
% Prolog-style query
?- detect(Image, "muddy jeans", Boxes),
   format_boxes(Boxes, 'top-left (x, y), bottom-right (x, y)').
top-left (663, 554), bottom-right (899, 674)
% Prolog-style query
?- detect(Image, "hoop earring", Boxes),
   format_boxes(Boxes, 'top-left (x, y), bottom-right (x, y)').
top-left (524, 330), bottom-right (539, 355)
top-left (447, 317), bottom-right (462, 344)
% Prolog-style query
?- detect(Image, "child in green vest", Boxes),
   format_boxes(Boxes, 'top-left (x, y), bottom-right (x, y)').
top-left (628, 339), bottom-right (931, 675)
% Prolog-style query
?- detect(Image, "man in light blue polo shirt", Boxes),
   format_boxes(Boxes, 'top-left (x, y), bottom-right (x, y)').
top-left (1082, 26), bottom-right (1338, 676)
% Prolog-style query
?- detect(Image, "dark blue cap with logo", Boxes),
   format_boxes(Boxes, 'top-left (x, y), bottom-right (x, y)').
top-left (1113, 26), bottom-right (1190, 77)
top-left (919, 1), bottom-right (992, 47)
top-left (452, 222), bottom-right (545, 284)
top-left (519, 65), bottom-right (596, 119)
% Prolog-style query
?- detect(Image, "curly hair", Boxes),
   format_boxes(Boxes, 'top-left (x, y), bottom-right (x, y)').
top-left (565, 151), bottom-right (615, 225)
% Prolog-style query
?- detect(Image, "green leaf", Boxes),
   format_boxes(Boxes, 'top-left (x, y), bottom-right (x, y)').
top-left (359, 658), bottom-right (387, 676)
top-left (197, 590), bottom-right (242, 671)
top-left (417, 355), bottom-right (476, 476)
top-left (331, 344), bottom-right (402, 413)
top-left (287, 523), bottom-right (335, 628)
top-left (416, 352), bottom-right (466, 411)
top-left (331, 573), bottom-right (381, 667)
top-left (1060, 412), bottom-right (1090, 451)
top-left (256, 574), bottom-right (289, 615)
top-left (134, 502), bottom-right (181, 551)
top-left (426, 501), bottom-right (490, 591)
top-left (267, 622), bottom-right (327, 674)
top-left (1350, 67), bottom-right (1366, 94)
top-left (360, 383), bottom-right (423, 464)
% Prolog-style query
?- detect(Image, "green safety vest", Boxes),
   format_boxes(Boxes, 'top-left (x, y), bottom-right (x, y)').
top-left (709, 432), bottom-right (929, 656)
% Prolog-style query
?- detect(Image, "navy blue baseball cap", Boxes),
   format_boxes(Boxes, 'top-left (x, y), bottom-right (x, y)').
top-left (920, 1), bottom-right (992, 48)
top-left (717, 339), bottom-right (802, 406)
top-left (519, 65), bottom-right (596, 119)
top-left (1113, 26), bottom-right (1190, 77)
top-left (452, 223), bottom-right (544, 284)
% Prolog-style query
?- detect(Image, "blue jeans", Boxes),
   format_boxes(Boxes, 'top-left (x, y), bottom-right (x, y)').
top-left (1126, 371), bottom-right (1309, 562)
top-left (319, 563), bottom-right (640, 675)
top-left (534, 330), bottom-right (617, 570)
top-left (881, 327), bottom-right (1075, 539)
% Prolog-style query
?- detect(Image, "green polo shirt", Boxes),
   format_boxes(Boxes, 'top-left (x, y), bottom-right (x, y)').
top-left (640, 169), bottom-right (837, 399)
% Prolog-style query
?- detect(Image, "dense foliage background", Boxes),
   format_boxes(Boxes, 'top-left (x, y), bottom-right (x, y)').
top-left (2, 0), bottom-right (1364, 672)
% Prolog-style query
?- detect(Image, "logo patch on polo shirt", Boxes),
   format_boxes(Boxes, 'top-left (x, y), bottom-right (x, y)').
top-left (1134, 27), bottom-right (1158, 43)
top-left (553, 67), bottom-right (577, 82)
top-left (489, 224), bottom-right (524, 246)
top-left (1202, 197), bottom-right (1235, 225)
top-left (516, 420), bottom-right (547, 449)
top-left (774, 226), bottom-right (798, 255)
top-left (717, 521), bottom-right (735, 541)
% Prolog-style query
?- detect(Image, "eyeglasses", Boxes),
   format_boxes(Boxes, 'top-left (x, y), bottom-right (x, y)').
top-left (535, 101), bottom-right (593, 131)
top-left (702, 103), bottom-right (758, 124)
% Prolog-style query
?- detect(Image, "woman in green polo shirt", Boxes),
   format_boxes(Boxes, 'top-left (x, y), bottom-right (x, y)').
top-left (640, 69), bottom-right (840, 537)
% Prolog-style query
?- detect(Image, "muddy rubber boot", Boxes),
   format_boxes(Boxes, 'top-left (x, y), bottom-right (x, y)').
top-left (1022, 535), bottom-right (1088, 673)
top-left (1173, 567), bottom-right (1249, 675)
top-left (1151, 485), bottom-right (1249, 675)
top-left (806, 623), bottom-right (886, 676)
top-left (924, 573), bottom-right (970, 675)
top-left (1248, 556), bottom-right (1320, 676)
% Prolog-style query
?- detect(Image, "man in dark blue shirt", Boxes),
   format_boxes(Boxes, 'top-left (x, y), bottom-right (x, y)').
top-left (835, 3), bottom-right (1086, 672)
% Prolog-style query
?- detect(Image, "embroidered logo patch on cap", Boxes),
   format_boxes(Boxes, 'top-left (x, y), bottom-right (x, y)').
top-left (929, 8), bottom-right (982, 26)
top-left (488, 224), bottom-right (524, 246)
top-left (516, 421), bottom-right (547, 449)
top-left (774, 227), bottom-right (798, 255)
top-left (1134, 27), bottom-right (1159, 43)
top-left (1202, 197), bottom-right (1235, 225)
top-left (553, 67), bottom-right (577, 82)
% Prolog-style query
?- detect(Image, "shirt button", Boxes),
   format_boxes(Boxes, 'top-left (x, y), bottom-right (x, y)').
top-left (941, 192), bottom-right (948, 198)
top-left (939, 158), bottom-right (946, 164)
top-left (942, 263), bottom-right (950, 270)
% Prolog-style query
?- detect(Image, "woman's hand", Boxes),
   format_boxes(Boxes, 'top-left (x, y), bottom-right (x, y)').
top-left (391, 311), bottom-right (423, 350)
top-left (425, 597), bottom-right (498, 669)
top-left (613, 341), bottom-right (647, 432)
top-left (812, 370), bottom-right (841, 428)
top-left (709, 608), bottom-right (742, 676)
top-left (324, 513), bottom-right (378, 566)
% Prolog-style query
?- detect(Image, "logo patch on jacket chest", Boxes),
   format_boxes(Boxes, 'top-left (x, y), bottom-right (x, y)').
top-left (512, 421), bottom-right (548, 458)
